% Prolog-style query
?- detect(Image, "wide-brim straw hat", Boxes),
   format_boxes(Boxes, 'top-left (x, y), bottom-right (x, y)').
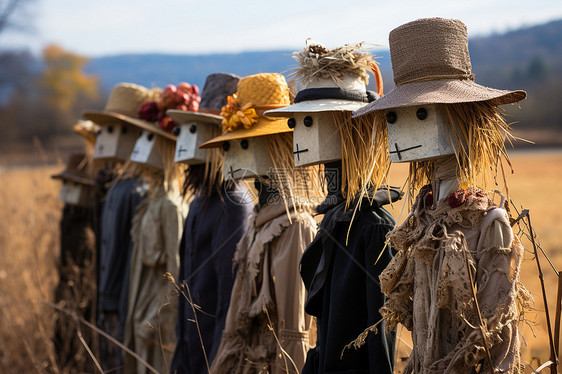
top-left (167, 73), bottom-right (240, 126)
top-left (83, 83), bottom-right (176, 140)
top-left (73, 120), bottom-right (99, 144)
top-left (51, 153), bottom-right (95, 186)
top-left (200, 73), bottom-right (293, 148)
top-left (353, 18), bottom-right (526, 118)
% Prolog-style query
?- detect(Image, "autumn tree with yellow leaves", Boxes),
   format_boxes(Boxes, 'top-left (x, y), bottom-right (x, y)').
top-left (0, 44), bottom-right (103, 145)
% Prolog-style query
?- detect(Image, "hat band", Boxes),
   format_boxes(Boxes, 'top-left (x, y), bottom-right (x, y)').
top-left (294, 87), bottom-right (372, 103)
top-left (396, 73), bottom-right (475, 86)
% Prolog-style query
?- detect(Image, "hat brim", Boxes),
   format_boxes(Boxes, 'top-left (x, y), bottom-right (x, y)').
top-left (83, 110), bottom-right (176, 141)
top-left (200, 118), bottom-right (292, 149)
top-left (166, 109), bottom-right (222, 126)
top-left (51, 172), bottom-right (95, 186)
top-left (265, 99), bottom-right (366, 116)
top-left (352, 79), bottom-right (527, 117)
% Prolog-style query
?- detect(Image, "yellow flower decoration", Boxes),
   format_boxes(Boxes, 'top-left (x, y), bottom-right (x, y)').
top-left (220, 94), bottom-right (258, 132)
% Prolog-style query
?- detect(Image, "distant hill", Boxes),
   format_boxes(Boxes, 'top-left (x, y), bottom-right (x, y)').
top-left (84, 19), bottom-right (562, 131)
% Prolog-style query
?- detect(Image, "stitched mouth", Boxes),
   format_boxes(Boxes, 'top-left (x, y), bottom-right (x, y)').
top-left (177, 146), bottom-right (187, 155)
top-left (293, 144), bottom-right (309, 161)
top-left (390, 143), bottom-right (422, 160)
top-left (228, 166), bottom-right (242, 178)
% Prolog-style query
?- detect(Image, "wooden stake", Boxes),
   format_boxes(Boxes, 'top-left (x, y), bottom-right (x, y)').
top-left (527, 213), bottom-right (558, 374)
top-left (554, 273), bottom-right (562, 367)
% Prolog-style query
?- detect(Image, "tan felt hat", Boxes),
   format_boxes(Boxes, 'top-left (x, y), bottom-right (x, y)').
top-left (51, 153), bottom-right (95, 186)
top-left (83, 82), bottom-right (176, 140)
top-left (200, 73), bottom-right (293, 148)
top-left (353, 17), bottom-right (526, 117)
top-left (73, 120), bottom-right (99, 144)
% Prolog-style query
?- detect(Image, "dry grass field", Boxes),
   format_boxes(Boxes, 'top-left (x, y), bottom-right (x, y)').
top-left (0, 149), bottom-right (561, 373)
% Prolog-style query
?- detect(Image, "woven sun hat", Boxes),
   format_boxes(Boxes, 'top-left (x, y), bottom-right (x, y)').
top-left (352, 17), bottom-right (527, 118)
top-left (51, 153), bottom-right (95, 186)
top-left (167, 73), bottom-right (240, 126)
top-left (266, 40), bottom-right (383, 116)
top-left (200, 73), bottom-right (293, 148)
top-left (84, 82), bottom-right (201, 141)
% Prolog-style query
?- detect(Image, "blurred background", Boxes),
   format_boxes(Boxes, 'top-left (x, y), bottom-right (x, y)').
top-left (0, 0), bottom-right (561, 373)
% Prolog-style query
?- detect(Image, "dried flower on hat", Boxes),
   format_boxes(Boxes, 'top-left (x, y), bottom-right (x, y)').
top-left (220, 93), bottom-right (258, 132)
top-left (139, 82), bottom-right (201, 132)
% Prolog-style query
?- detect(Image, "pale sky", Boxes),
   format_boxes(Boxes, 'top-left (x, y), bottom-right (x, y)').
top-left (3, 0), bottom-right (562, 56)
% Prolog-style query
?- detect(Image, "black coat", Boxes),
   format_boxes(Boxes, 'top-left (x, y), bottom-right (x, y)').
top-left (97, 177), bottom-right (146, 324)
top-left (300, 188), bottom-right (401, 374)
top-left (171, 187), bottom-right (252, 374)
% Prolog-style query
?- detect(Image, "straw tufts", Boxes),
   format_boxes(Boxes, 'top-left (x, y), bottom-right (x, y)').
top-left (291, 40), bottom-right (375, 87)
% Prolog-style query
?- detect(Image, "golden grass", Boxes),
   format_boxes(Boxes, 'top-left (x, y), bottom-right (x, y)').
top-left (1, 149), bottom-right (561, 373)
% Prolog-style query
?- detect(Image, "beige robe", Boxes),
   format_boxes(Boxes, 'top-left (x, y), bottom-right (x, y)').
top-left (123, 185), bottom-right (185, 374)
top-left (380, 186), bottom-right (531, 374)
top-left (211, 202), bottom-right (316, 374)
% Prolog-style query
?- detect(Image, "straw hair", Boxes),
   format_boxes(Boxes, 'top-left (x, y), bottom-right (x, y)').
top-left (141, 137), bottom-right (185, 195)
top-left (183, 124), bottom-right (224, 197)
top-left (290, 41), bottom-right (374, 87)
top-left (334, 111), bottom-right (390, 208)
top-left (261, 133), bottom-right (324, 214)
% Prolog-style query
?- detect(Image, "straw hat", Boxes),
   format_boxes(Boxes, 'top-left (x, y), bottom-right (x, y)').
top-left (51, 153), bottom-right (95, 186)
top-left (73, 120), bottom-right (99, 144)
top-left (200, 73), bottom-right (292, 148)
top-left (266, 41), bottom-right (382, 116)
top-left (83, 82), bottom-right (176, 140)
top-left (353, 18), bottom-right (526, 117)
top-left (167, 73), bottom-right (240, 126)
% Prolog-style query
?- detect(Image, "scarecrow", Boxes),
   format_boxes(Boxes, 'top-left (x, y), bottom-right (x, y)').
top-left (352, 18), bottom-right (530, 373)
top-left (84, 83), bottom-right (156, 371)
top-left (166, 73), bottom-right (253, 374)
top-left (51, 151), bottom-right (97, 371)
top-left (200, 73), bottom-right (318, 374)
top-left (120, 82), bottom-right (197, 374)
top-left (265, 41), bottom-right (400, 374)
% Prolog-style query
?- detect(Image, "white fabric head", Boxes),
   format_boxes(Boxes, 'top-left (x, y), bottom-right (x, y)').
top-left (93, 122), bottom-right (138, 161)
top-left (130, 130), bottom-right (163, 169)
top-left (174, 121), bottom-right (216, 165)
top-left (222, 136), bottom-right (274, 180)
top-left (386, 104), bottom-right (456, 163)
top-left (288, 112), bottom-right (341, 167)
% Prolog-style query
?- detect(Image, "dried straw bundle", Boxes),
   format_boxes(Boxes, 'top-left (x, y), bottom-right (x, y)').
top-left (262, 133), bottom-right (325, 213)
top-left (183, 125), bottom-right (225, 197)
top-left (142, 137), bottom-right (186, 195)
top-left (334, 111), bottom-right (390, 208)
top-left (291, 41), bottom-right (374, 87)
